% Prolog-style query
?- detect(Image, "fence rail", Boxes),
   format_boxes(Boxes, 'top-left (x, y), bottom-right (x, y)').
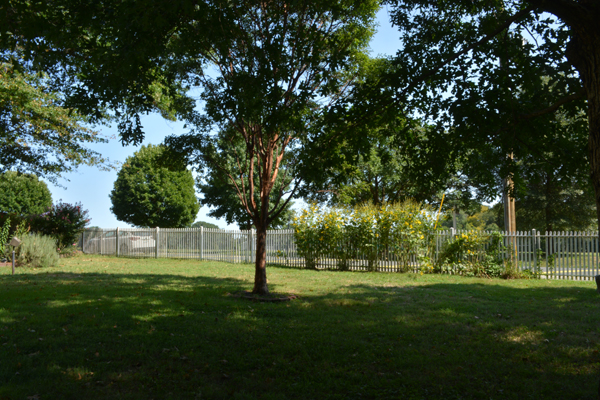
top-left (80, 227), bottom-right (600, 281)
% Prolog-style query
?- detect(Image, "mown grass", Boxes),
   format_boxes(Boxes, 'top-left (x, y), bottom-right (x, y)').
top-left (0, 255), bottom-right (599, 399)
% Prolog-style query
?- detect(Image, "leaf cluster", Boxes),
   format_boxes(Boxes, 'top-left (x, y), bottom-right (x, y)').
top-left (0, 171), bottom-right (52, 215)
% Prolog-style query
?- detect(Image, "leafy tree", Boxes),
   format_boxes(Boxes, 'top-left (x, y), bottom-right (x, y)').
top-left (195, 130), bottom-right (295, 231)
top-left (2, 0), bottom-right (378, 295)
top-left (190, 221), bottom-right (219, 230)
top-left (165, 0), bottom-right (378, 294)
top-left (307, 123), bottom-right (439, 207)
top-left (490, 160), bottom-right (596, 233)
top-left (0, 63), bottom-right (111, 182)
top-left (0, 171), bottom-right (52, 215)
top-left (379, 0), bottom-right (600, 233)
top-left (110, 144), bottom-right (199, 228)
top-left (0, 1), bottom-right (193, 141)
top-left (303, 56), bottom-right (468, 212)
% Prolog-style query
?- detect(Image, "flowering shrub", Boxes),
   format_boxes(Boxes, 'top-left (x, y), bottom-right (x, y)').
top-left (435, 231), bottom-right (505, 277)
top-left (28, 201), bottom-right (90, 250)
top-left (292, 201), bottom-right (436, 271)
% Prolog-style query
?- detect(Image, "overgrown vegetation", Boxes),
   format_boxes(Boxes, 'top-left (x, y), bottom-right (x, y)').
top-left (0, 218), bottom-right (10, 260)
top-left (0, 255), bottom-right (597, 399)
top-left (15, 233), bottom-right (59, 268)
top-left (293, 201), bottom-right (436, 272)
top-left (435, 231), bottom-right (506, 278)
top-left (292, 202), bottom-right (533, 278)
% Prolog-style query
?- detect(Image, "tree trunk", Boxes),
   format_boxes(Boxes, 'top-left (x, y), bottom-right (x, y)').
top-left (545, 172), bottom-right (553, 233)
top-left (252, 222), bottom-right (269, 295)
top-left (566, 30), bottom-right (600, 234)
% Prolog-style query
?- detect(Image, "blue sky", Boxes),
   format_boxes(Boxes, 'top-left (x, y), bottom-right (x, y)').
top-left (44, 8), bottom-right (401, 229)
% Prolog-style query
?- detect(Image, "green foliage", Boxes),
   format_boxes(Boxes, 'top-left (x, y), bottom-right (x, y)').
top-left (0, 171), bottom-right (52, 215)
top-left (15, 233), bottom-right (59, 268)
top-left (292, 201), bottom-right (436, 271)
top-left (0, 218), bottom-right (10, 260)
top-left (310, 122), bottom-right (442, 207)
top-left (0, 63), bottom-right (111, 182)
top-left (28, 201), bottom-right (90, 250)
top-left (436, 231), bottom-right (506, 278)
top-left (304, 57), bottom-right (459, 208)
top-left (195, 130), bottom-right (295, 230)
top-left (376, 1), bottom-right (595, 227)
top-left (110, 144), bottom-right (200, 228)
top-left (0, 212), bottom-right (29, 244)
top-left (440, 205), bottom-right (500, 231)
top-left (190, 221), bottom-right (219, 230)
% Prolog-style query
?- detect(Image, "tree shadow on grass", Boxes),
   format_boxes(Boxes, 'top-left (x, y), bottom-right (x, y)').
top-left (0, 271), bottom-right (598, 399)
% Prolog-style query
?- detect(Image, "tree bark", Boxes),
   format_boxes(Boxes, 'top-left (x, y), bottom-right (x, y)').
top-left (252, 222), bottom-right (269, 295)
top-left (565, 27), bottom-right (600, 233)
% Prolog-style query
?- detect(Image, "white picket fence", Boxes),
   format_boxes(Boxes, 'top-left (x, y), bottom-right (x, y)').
top-left (80, 227), bottom-right (600, 280)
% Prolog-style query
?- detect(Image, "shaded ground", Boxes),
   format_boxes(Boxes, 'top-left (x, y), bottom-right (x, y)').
top-left (0, 255), bottom-right (598, 399)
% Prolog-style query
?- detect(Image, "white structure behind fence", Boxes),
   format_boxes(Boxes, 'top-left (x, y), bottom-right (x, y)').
top-left (80, 227), bottom-right (600, 281)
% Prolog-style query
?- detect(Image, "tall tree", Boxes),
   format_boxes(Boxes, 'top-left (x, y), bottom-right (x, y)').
top-left (306, 125), bottom-right (445, 207)
top-left (166, 0), bottom-right (378, 294)
top-left (110, 144), bottom-right (199, 228)
top-left (2, 0), bottom-right (378, 295)
top-left (0, 171), bottom-right (52, 215)
top-left (376, 0), bottom-right (600, 233)
top-left (303, 56), bottom-right (461, 209)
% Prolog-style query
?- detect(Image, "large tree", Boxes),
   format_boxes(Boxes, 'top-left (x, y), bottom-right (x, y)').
top-left (165, 0), bottom-right (378, 294)
top-left (377, 0), bottom-right (600, 233)
top-left (0, 171), bottom-right (52, 215)
top-left (110, 144), bottom-right (199, 228)
top-left (2, 0), bottom-right (378, 295)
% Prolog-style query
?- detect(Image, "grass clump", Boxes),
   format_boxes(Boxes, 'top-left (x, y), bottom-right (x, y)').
top-left (16, 233), bottom-right (59, 268)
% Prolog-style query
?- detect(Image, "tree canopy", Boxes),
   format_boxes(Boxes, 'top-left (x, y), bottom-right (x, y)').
top-left (1, 0), bottom-right (379, 294)
top-left (190, 221), bottom-right (219, 230)
top-left (110, 144), bottom-right (199, 228)
top-left (0, 171), bottom-right (52, 215)
top-left (0, 63), bottom-right (111, 182)
top-left (377, 0), bottom-right (600, 232)
top-left (164, 0), bottom-right (378, 294)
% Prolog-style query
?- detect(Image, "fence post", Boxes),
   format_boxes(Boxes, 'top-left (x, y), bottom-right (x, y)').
top-left (244, 230), bottom-right (249, 264)
top-left (200, 226), bottom-right (204, 260)
top-left (251, 229), bottom-right (255, 263)
top-left (155, 227), bottom-right (160, 259)
top-left (532, 229), bottom-right (537, 272)
top-left (116, 227), bottom-right (120, 257)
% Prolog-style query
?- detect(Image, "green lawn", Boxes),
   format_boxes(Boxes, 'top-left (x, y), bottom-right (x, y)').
top-left (0, 255), bottom-right (599, 399)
